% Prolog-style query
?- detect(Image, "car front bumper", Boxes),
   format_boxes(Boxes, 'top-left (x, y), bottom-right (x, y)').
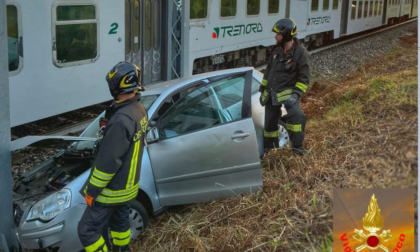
top-left (16, 203), bottom-right (86, 252)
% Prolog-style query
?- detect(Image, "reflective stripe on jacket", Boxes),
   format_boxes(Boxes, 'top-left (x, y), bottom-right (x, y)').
top-left (80, 94), bottom-right (148, 206)
top-left (260, 39), bottom-right (310, 106)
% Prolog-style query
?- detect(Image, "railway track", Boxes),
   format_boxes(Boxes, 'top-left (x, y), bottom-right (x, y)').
top-left (41, 119), bottom-right (95, 136)
top-left (13, 18), bottom-right (417, 139)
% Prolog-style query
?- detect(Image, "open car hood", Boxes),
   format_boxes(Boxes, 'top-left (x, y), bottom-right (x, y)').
top-left (11, 136), bottom-right (97, 152)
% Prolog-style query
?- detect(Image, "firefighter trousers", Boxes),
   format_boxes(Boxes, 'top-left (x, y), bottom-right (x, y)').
top-left (78, 203), bottom-right (131, 252)
top-left (264, 97), bottom-right (307, 151)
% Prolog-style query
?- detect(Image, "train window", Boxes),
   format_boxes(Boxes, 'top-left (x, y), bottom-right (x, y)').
top-left (221, 0), bottom-right (237, 17)
top-left (7, 5), bottom-right (20, 72)
top-left (374, 1), bottom-right (378, 16)
top-left (133, 0), bottom-right (140, 53)
top-left (125, 0), bottom-right (131, 54)
top-left (190, 0), bottom-right (208, 19)
top-left (369, 1), bottom-right (373, 16)
top-left (323, 0), bottom-right (330, 10)
top-left (153, 0), bottom-right (161, 49)
top-left (268, 0), bottom-right (280, 13)
top-left (145, 0), bottom-right (151, 50)
top-left (54, 5), bottom-right (98, 66)
top-left (358, 1), bottom-right (363, 19)
top-left (247, 0), bottom-right (260, 15)
top-left (351, 1), bottom-right (356, 19)
top-left (333, 0), bottom-right (339, 9)
top-left (312, 0), bottom-right (319, 11)
top-left (57, 5), bottom-right (95, 21)
top-left (364, 1), bottom-right (368, 17)
top-left (379, 1), bottom-right (382, 15)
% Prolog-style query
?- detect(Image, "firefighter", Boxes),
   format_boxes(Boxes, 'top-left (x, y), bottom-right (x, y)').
top-left (77, 61), bottom-right (148, 252)
top-left (259, 18), bottom-right (310, 156)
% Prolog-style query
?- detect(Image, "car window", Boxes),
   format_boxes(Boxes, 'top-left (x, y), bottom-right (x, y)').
top-left (140, 94), bottom-right (159, 110)
top-left (149, 82), bottom-right (206, 126)
top-left (158, 74), bottom-right (246, 139)
top-left (251, 77), bottom-right (260, 94)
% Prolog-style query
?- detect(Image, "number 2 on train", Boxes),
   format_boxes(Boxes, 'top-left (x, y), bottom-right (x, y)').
top-left (109, 23), bottom-right (118, 34)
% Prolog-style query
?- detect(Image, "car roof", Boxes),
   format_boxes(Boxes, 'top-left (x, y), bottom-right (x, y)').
top-left (141, 67), bottom-right (256, 97)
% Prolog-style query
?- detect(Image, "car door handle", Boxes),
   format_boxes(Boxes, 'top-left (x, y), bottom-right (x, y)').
top-left (231, 132), bottom-right (250, 139)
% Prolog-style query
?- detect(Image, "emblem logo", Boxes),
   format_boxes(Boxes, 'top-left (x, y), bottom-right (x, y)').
top-left (353, 194), bottom-right (392, 251)
top-left (119, 76), bottom-right (132, 88)
top-left (212, 23), bottom-right (263, 39)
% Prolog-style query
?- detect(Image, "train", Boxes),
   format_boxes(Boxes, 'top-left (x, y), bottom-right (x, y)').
top-left (5, 0), bottom-right (418, 126)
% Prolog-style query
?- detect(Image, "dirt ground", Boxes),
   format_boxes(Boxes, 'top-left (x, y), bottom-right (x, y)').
top-left (132, 29), bottom-right (418, 252)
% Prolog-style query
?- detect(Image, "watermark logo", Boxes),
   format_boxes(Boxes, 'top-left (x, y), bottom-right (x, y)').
top-left (352, 194), bottom-right (392, 251)
top-left (334, 189), bottom-right (414, 252)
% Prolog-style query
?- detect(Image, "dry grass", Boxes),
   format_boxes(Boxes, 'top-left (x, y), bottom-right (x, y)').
top-left (132, 31), bottom-right (418, 252)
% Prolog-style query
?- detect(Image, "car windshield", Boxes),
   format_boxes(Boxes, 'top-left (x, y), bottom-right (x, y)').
top-left (74, 94), bottom-right (159, 150)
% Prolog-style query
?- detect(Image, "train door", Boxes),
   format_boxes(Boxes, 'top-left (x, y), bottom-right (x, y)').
top-left (125, 0), bottom-right (143, 68)
top-left (125, 0), bottom-right (164, 85)
top-left (340, 0), bottom-right (350, 35)
top-left (142, 0), bottom-right (164, 85)
top-left (382, 0), bottom-right (388, 25)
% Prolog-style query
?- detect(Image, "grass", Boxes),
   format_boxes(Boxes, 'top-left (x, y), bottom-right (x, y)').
top-left (131, 30), bottom-right (418, 252)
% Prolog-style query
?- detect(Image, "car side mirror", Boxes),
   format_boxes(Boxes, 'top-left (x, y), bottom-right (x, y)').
top-left (146, 127), bottom-right (159, 143)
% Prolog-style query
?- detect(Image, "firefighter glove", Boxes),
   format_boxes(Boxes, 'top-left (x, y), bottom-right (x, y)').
top-left (284, 93), bottom-right (299, 109)
top-left (259, 94), bottom-right (265, 107)
top-left (85, 194), bottom-right (95, 207)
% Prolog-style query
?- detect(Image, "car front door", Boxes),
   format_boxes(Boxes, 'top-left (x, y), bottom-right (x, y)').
top-left (147, 70), bottom-right (262, 206)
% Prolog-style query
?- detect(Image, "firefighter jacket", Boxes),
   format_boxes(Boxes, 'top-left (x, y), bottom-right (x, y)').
top-left (259, 38), bottom-right (310, 106)
top-left (80, 94), bottom-right (148, 206)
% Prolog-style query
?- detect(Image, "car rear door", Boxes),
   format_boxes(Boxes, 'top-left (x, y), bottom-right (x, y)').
top-left (146, 69), bottom-right (262, 206)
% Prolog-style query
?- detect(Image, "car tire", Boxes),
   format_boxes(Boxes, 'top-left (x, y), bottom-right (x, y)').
top-left (102, 200), bottom-right (150, 247)
top-left (278, 120), bottom-right (290, 149)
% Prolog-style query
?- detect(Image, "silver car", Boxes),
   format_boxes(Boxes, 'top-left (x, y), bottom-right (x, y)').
top-left (12, 67), bottom-right (289, 252)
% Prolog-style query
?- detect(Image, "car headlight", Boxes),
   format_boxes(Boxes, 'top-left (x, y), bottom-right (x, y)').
top-left (27, 189), bottom-right (71, 221)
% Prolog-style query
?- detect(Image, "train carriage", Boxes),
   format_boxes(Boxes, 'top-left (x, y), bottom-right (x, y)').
top-left (345, 0), bottom-right (384, 34)
top-left (6, 0), bottom-right (125, 127)
top-left (5, 0), bottom-right (418, 127)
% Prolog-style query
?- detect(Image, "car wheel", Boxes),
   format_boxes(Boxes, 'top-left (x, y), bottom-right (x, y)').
top-left (103, 200), bottom-right (150, 247)
top-left (278, 120), bottom-right (290, 149)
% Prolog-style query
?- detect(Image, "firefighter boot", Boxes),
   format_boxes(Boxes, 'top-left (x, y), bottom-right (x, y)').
top-left (112, 245), bottom-right (130, 252)
top-left (292, 146), bottom-right (307, 156)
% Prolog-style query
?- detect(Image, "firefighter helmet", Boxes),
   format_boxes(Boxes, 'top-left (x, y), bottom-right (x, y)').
top-left (272, 18), bottom-right (298, 43)
top-left (106, 61), bottom-right (144, 99)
